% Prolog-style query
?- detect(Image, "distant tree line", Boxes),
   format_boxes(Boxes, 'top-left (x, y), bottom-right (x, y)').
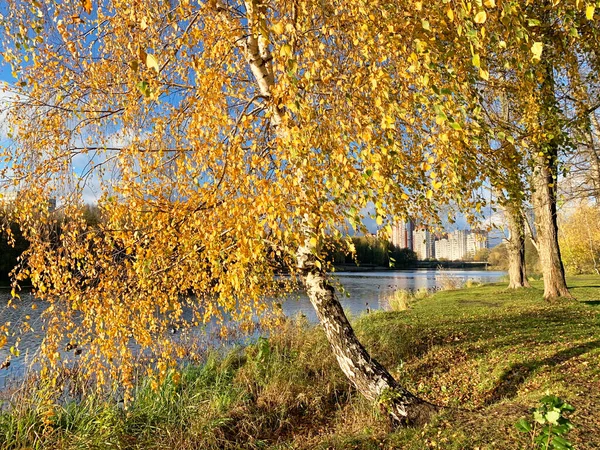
top-left (0, 223), bottom-right (28, 284)
top-left (327, 236), bottom-right (417, 268)
top-left (0, 205), bottom-right (101, 284)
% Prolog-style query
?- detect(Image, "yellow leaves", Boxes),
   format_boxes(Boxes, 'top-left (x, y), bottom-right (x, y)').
top-left (474, 10), bottom-right (487, 24)
top-left (146, 53), bottom-right (160, 73)
top-left (81, 0), bottom-right (92, 14)
top-left (381, 114), bottom-right (395, 130)
top-left (531, 41), bottom-right (543, 61)
top-left (479, 68), bottom-right (490, 81)
top-left (9, 0), bottom-right (583, 402)
top-left (586, 5), bottom-right (595, 20)
top-left (279, 44), bottom-right (292, 58)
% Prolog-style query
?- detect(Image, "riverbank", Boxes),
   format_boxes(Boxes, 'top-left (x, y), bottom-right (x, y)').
top-left (333, 261), bottom-right (490, 271)
top-left (1, 276), bottom-right (599, 449)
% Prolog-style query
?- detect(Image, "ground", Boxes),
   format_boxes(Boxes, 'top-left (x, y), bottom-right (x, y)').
top-left (1, 275), bottom-right (599, 449)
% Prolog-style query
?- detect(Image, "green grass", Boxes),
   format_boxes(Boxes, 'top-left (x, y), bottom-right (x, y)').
top-left (1, 276), bottom-right (599, 449)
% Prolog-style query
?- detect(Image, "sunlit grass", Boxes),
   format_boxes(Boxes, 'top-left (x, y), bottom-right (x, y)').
top-left (0, 276), bottom-right (599, 449)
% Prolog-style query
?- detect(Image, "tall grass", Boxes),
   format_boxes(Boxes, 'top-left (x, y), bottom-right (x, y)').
top-left (386, 288), bottom-right (430, 311)
top-left (437, 270), bottom-right (464, 291)
top-left (0, 319), bottom-right (350, 450)
top-left (386, 289), bottom-right (412, 311)
top-left (1, 276), bottom-right (599, 449)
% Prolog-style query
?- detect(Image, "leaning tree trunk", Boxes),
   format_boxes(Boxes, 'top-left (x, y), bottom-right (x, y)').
top-left (531, 151), bottom-right (570, 300)
top-left (296, 231), bottom-right (436, 426)
top-left (505, 203), bottom-right (531, 289)
top-left (222, 0), bottom-right (435, 425)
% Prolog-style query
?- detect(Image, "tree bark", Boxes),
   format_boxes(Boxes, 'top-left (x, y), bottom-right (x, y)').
top-left (296, 228), bottom-right (436, 426)
top-left (531, 151), bottom-right (571, 300)
top-left (505, 203), bottom-right (531, 289)
top-left (531, 29), bottom-right (571, 301)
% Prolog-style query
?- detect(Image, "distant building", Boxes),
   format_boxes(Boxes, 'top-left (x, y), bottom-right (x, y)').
top-left (413, 227), bottom-right (435, 260)
top-left (435, 236), bottom-right (451, 260)
top-left (0, 191), bottom-right (17, 204)
top-left (434, 229), bottom-right (489, 261)
top-left (391, 219), bottom-right (414, 250)
top-left (0, 191), bottom-right (17, 213)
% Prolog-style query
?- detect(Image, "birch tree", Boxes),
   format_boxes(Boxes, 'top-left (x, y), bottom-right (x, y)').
top-left (1, 0), bottom-right (597, 424)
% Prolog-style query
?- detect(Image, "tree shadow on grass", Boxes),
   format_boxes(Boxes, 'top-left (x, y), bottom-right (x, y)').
top-left (582, 300), bottom-right (600, 306)
top-left (484, 339), bottom-right (600, 406)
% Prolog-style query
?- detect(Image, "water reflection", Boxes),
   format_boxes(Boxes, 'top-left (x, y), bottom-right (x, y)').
top-left (0, 269), bottom-right (505, 385)
top-left (281, 269), bottom-right (506, 322)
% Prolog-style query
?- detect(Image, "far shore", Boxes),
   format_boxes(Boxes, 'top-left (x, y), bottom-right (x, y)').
top-left (333, 261), bottom-right (490, 271)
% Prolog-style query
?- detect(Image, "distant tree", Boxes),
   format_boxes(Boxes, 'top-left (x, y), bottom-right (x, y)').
top-left (82, 204), bottom-right (102, 228)
top-left (0, 222), bottom-right (28, 283)
top-left (390, 246), bottom-right (418, 268)
top-left (559, 203), bottom-right (600, 275)
top-left (352, 236), bottom-right (390, 267)
top-left (473, 248), bottom-right (490, 263)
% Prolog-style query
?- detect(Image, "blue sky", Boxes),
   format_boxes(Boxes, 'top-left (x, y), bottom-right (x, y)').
top-left (0, 48), bottom-right (15, 83)
top-left (0, 37), bottom-right (494, 238)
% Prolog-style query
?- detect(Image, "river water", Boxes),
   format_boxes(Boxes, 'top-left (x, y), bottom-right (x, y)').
top-left (0, 269), bottom-right (505, 386)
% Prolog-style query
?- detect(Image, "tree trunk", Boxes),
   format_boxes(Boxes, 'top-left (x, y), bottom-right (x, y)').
top-left (505, 203), bottom-right (531, 289)
top-left (296, 230), bottom-right (436, 426)
top-left (530, 32), bottom-right (571, 301)
top-left (531, 151), bottom-right (571, 300)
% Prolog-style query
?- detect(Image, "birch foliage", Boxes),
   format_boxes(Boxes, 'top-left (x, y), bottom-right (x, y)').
top-left (0, 0), bottom-right (595, 389)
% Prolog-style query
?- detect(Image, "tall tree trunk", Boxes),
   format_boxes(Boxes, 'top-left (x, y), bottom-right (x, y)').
top-left (531, 30), bottom-right (571, 301)
top-left (505, 203), bottom-right (530, 289)
top-left (531, 151), bottom-right (570, 300)
top-left (296, 229), bottom-right (436, 426)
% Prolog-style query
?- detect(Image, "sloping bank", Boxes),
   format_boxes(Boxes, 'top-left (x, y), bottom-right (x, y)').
top-left (1, 276), bottom-right (599, 449)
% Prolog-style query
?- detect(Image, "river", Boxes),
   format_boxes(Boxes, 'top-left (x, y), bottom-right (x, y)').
top-left (0, 269), bottom-right (505, 386)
